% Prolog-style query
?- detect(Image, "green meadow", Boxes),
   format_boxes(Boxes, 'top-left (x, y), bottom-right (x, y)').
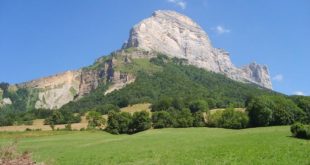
top-left (0, 126), bottom-right (309, 165)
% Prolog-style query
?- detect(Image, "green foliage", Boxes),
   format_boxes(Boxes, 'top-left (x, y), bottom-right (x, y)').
top-left (86, 111), bottom-right (106, 129)
top-left (189, 100), bottom-right (209, 113)
top-left (152, 111), bottom-right (174, 128)
top-left (106, 111), bottom-right (152, 134)
top-left (206, 111), bottom-right (223, 127)
top-left (192, 111), bottom-right (206, 127)
top-left (106, 111), bottom-right (133, 134)
top-left (247, 96), bottom-right (273, 126)
top-left (44, 110), bottom-right (81, 125)
top-left (207, 108), bottom-right (249, 129)
top-left (151, 97), bottom-right (173, 111)
top-left (290, 122), bottom-right (310, 139)
top-left (290, 96), bottom-right (310, 123)
top-left (219, 107), bottom-right (249, 129)
top-left (91, 104), bottom-right (120, 115)
top-left (173, 108), bottom-right (194, 128)
top-left (130, 111), bottom-right (152, 133)
top-left (60, 54), bottom-right (277, 114)
top-left (247, 96), bottom-right (306, 127)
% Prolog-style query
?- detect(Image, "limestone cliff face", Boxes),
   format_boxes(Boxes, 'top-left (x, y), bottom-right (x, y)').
top-left (124, 10), bottom-right (272, 89)
top-left (16, 57), bottom-right (134, 109)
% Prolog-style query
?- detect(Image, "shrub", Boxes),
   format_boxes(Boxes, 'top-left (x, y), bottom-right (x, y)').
top-left (207, 108), bottom-right (249, 129)
top-left (152, 111), bottom-right (174, 128)
top-left (93, 104), bottom-right (120, 115)
top-left (151, 97), bottom-right (173, 112)
top-left (219, 108), bottom-right (249, 129)
top-left (86, 111), bottom-right (106, 129)
top-left (65, 124), bottom-right (72, 131)
top-left (106, 111), bottom-right (132, 134)
top-left (247, 96), bottom-right (306, 127)
top-left (174, 108), bottom-right (193, 128)
top-left (44, 110), bottom-right (81, 125)
top-left (189, 100), bottom-right (208, 113)
top-left (130, 111), bottom-right (151, 133)
top-left (290, 123), bottom-right (310, 139)
top-left (0, 142), bottom-right (44, 165)
top-left (192, 111), bottom-right (206, 127)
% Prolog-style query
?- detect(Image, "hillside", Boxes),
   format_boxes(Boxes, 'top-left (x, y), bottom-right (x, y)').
top-left (59, 52), bottom-right (277, 114)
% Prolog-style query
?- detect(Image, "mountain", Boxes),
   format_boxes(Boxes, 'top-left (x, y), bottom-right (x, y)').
top-left (124, 10), bottom-right (272, 89)
top-left (1, 10), bottom-right (273, 111)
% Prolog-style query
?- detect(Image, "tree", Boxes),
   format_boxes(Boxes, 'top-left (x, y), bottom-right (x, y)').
top-left (247, 97), bottom-right (274, 127)
top-left (152, 111), bottom-right (174, 128)
top-left (151, 97), bottom-right (173, 112)
top-left (94, 104), bottom-right (120, 115)
top-left (86, 111), bottom-right (106, 129)
top-left (174, 108), bottom-right (193, 128)
top-left (44, 111), bottom-right (64, 125)
top-left (247, 95), bottom-right (306, 127)
top-left (189, 100), bottom-right (208, 113)
top-left (218, 107), bottom-right (249, 129)
top-left (106, 111), bottom-right (132, 134)
top-left (130, 111), bottom-right (151, 133)
top-left (193, 111), bottom-right (206, 127)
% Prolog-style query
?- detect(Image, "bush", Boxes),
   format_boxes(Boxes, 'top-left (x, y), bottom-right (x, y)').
top-left (93, 104), bottom-right (120, 115)
top-left (206, 111), bottom-right (223, 127)
top-left (44, 110), bottom-right (81, 125)
top-left (174, 108), bottom-right (193, 128)
top-left (219, 108), bottom-right (249, 129)
top-left (207, 108), bottom-right (249, 129)
top-left (290, 123), bottom-right (310, 139)
top-left (65, 124), bottom-right (72, 131)
top-left (192, 111), bottom-right (206, 127)
top-left (247, 96), bottom-right (306, 127)
top-left (130, 111), bottom-right (151, 133)
top-left (152, 111), bottom-right (174, 128)
top-left (86, 111), bottom-right (106, 129)
top-left (106, 111), bottom-right (132, 134)
top-left (189, 100), bottom-right (208, 113)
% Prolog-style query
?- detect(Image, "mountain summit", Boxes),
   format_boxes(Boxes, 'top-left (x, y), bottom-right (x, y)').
top-left (1, 10), bottom-right (273, 110)
top-left (124, 10), bottom-right (272, 89)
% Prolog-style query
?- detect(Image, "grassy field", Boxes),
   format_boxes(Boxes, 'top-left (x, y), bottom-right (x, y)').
top-left (0, 126), bottom-right (309, 165)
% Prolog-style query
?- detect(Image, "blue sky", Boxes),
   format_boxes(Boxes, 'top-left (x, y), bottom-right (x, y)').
top-left (0, 0), bottom-right (309, 96)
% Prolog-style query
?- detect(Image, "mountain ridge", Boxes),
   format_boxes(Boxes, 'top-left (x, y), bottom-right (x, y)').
top-left (2, 10), bottom-right (273, 110)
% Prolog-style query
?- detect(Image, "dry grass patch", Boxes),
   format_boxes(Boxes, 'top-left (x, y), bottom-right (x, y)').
top-left (121, 103), bottom-right (151, 114)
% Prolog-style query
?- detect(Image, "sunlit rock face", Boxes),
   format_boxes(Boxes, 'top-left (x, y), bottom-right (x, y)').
top-left (124, 10), bottom-right (272, 89)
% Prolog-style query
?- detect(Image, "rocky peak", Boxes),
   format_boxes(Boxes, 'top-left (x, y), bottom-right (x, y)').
top-left (124, 10), bottom-right (272, 89)
top-left (242, 62), bottom-right (272, 89)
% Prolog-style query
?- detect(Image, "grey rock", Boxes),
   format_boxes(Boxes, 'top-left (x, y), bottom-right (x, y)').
top-left (124, 10), bottom-right (272, 89)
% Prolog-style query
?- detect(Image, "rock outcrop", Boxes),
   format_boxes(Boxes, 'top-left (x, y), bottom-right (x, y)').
top-left (16, 57), bottom-right (134, 109)
top-left (124, 10), bottom-right (272, 89)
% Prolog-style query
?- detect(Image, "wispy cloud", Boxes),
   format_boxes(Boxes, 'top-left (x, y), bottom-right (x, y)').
top-left (213, 25), bottom-right (231, 35)
top-left (272, 74), bottom-right (284, 82)
top-left (167, 0), bottom-right (187, 9)
top-left (293, 91), bottom-right (305, 96)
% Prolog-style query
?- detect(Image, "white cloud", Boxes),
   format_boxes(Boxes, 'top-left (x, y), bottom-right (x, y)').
top-left (293, 91), bottom-right (305, 96)
top-left (213, 25), bottom-right (231, 34)
top-left (272, 74), bottom-right (284, 82)
top-left (167, 0), bottom-right (187, 9)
